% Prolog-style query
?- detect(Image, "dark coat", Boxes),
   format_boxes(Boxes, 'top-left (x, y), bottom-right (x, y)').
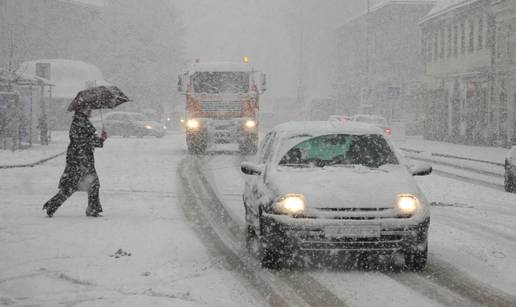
top-left (58, 112), bottom-right (104, 192)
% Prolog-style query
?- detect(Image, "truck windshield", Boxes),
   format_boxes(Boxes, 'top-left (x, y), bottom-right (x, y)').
top-left (192, 72), bottom-right (249, 94)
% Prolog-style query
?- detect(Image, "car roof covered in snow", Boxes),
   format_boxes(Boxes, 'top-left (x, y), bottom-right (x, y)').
top-left (187, 62), bottom-right (254, 74)
top-left (272, 120), bottom-right (384, 138)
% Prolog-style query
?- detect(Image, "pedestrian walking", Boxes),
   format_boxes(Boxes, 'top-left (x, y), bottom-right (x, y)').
top-left (42, 105), bottom-right (107, 217)
top-left (42, 85), bottom-right (129, 217)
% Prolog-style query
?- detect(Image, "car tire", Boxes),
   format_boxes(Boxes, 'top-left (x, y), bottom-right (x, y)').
top-left (404, 241), bottom-right (428, 271)
top-left (504, 166), bottom-right (515, 193)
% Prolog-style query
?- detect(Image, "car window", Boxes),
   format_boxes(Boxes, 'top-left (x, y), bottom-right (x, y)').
top-left (258, 132), bottom-right (275, 164)
top-left (354, 116), bottom-right (387, 126)
top-left (279, 134), bottom-right (398, 168)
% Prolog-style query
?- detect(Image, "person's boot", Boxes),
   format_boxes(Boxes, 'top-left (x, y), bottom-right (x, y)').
top-left (85, 206), bottom-right (103, 217)
top-left (42, 203), bottom-right (57, 218)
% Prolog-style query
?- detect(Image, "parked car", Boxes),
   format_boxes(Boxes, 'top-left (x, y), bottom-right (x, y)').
top-left (505, 138), bottom-right (516, 192)
top-left (91, 112), bottom-right (166, 138)
top-left (241, 120), bottom-right (432, 270)
top-left (351, 114), bottom-right (392, 136)
top-left (328, 114), bottom-right (352, 123)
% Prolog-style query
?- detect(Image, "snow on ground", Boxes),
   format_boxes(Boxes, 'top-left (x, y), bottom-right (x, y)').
top-left (394, 136), bottom-right (509, 164)
top-left (202, 143), bottom-right (516, 305)
top-left (0, 132), bottom-right (266, 306)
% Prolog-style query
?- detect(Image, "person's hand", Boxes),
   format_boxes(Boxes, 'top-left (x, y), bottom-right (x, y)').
top-left (101, 130), bottom-right (108, 140)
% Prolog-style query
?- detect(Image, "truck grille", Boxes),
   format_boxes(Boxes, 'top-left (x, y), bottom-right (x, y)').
top-left (200, 101), bottom-right (242, 112)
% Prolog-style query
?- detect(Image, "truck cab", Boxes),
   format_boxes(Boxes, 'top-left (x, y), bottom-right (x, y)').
top-left (178, 60), bottom-right (266, 154)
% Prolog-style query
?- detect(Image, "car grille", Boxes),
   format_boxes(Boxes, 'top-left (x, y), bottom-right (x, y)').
top-left (307, 207), bottom-right (408, 220)
top-left (200, 101), bottom-right (242, 112)
top-left (285, 227), bottom-right (407, 251)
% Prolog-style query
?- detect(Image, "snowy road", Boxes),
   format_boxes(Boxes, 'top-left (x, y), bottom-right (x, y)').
top-left (2, 133), bottom-right (516, 306)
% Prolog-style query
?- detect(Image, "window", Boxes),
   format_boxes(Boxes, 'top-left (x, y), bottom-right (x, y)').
top-left (427, 32), bottom-right (433, 61)
top-left (453, 24), bottom-right (458, 56)
top-left (440, 28), bottom-right (445, 59)
top-left (461, 21), bottom-right (466, 54)
top-left (478, 16), bottom-right (484, 50)
top-left (278, 134), bottom-right (399, 168)
top-left (447, 25), bottom-right (452, 58)
top-left (434, 31), bottom-right (439, 61)
top-left (468, 19), bottom-right (475, 53)
top-left (258, 132), bottom-right (276, 164)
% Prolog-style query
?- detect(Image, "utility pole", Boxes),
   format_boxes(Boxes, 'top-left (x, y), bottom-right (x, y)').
top-left (296, 3), bottom-right (305, 113)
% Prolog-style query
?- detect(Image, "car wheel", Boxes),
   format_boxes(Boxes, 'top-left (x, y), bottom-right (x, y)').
top-left (504, 167), bottom-right (515, 193)
top-left (404, 241), bottom-right (428, 271)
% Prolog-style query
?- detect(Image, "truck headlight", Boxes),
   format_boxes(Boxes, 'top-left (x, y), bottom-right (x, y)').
top-left (244, 119), bottom-right (256, 129)
top-left (186, 119), bottom-right (200, 130)
top-left (396, 194), bottom-right (419, 215)
top-left (273, 194), bottom-right (305, 215)
top-left (144, 124), bottom-right (153, 130)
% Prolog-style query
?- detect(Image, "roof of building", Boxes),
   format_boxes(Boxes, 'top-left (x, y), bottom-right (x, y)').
top-left (338, 0), bottom-right (435, 30)
top-left (17, 59), bottom-right (110, 98)
top-left (371, 0), bottom-right (435, 12)
top-left (421, 0), bottom-right (480, 22)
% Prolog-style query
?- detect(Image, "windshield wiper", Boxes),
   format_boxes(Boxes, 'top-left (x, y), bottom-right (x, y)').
top-left (279, 163), bottom-right (312, 168)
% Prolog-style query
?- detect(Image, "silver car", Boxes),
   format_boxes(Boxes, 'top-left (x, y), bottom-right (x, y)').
top-left (241, 121), bottom-right (432, 270)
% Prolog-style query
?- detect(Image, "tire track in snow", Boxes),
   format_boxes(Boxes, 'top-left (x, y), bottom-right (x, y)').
top-left (180, 156), bottom-right (348, 307)
top-left (203, 154), bottom-right (516, 306)
top-left (178, 157), bottom-right (303, 307)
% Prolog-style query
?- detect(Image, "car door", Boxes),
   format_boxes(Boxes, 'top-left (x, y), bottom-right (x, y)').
top-left (245, 132), bottom-right (275, 221)
top-left (246, 132), bottom-right (277, 225)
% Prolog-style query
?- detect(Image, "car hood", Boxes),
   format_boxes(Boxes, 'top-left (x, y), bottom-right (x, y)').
top-left (269, 164), bottom-right (421, 209)
top-left (138, 120), bottom-right (163, 128)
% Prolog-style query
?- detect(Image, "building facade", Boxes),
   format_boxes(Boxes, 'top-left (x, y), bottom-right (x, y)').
top-left (420, 0), bottom-right (516, 145)
top-left (333, 1), bottom-right (435, 128)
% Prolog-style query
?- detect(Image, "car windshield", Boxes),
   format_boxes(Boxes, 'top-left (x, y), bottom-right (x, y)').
top-left (354, 116), bottom-right (388, 126)
top-left (130, 114), bottom-right (146, 121)
top-left (279, 134), bottom-right (398, 168)
top-left (192, 72), bottom-right (250, 94)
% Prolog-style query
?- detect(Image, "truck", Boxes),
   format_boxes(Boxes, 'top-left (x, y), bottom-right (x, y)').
top-left (177, 59), bottom-right (266, 154)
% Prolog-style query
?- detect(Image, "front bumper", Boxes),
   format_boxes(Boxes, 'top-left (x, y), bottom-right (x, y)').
top-left (261, 213), bottom-right (429, 253)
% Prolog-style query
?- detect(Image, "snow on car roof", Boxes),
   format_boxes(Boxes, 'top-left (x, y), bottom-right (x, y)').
top-left (273, 120), bottom-right (384, 138)
top-left (188, 62), bottom-right (253, 74)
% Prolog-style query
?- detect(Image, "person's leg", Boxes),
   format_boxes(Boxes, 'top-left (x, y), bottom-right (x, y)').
top-left (42, 188), bottom-right (74, 217)
top-left (86, 179), bottom-right (103, 216)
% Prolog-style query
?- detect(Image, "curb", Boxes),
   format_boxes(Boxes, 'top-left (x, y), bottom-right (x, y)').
top-left (0, 152), bottom-right (66, 169)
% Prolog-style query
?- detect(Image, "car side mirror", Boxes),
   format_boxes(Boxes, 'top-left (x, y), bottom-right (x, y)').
top-left (241, 162), bottom-right (264, 175)
top-left (409, 162), bottom-right (432, 176)
top-left (177, 74), bottom-right (184, 93)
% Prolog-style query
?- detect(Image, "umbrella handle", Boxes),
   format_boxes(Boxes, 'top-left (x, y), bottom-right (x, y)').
top-left (100, 109), bottom-right (105, 131)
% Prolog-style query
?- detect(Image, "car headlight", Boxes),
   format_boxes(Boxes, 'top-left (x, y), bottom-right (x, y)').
top-left (273, 194), bottom-right (305, 215)
top-left (144, 124), bottom-right (153, 129)
top-left (396, 194), bottom-right (419, 215)
top-left (244, 119), bottom-right (256, 129)
top-left (186, 119), bottom-right (200, 130)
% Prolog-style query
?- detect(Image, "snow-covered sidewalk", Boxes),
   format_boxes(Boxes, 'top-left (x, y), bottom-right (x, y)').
top-left (0, 131), bottom-right (68, 168)
top-left (0, 134), bottom-right (266, 306)
top-left (394, 136), bottom-right (509, 165)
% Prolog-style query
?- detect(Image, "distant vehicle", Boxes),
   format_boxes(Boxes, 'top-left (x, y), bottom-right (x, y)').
top-left (177, 58), bottom-right (266, 154)
top-left (241, 120), bottom-right (432, 270)
top-left (505, 138), bottom-right (516, 192)
top-left (91, 112), bottom-right (166, 138)
top-left (328, 114), bottom-right (352, 123)
top-left (351, 114), bottom-right (392, 136)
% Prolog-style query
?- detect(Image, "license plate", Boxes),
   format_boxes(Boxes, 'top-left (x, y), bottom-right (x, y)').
top-left (325, 224), bottom-right (380, 238)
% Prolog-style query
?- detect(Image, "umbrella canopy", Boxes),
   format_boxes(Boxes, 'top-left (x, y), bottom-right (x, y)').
top-left (67, 86), bottom-right (130, 112)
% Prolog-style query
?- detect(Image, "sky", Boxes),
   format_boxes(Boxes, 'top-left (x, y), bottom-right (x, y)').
top-left (171, 0), bottom-right (383, 109)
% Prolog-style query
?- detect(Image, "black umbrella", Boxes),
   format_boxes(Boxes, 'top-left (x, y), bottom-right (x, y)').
top-left (67, 86), bottom-right (130, 112)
